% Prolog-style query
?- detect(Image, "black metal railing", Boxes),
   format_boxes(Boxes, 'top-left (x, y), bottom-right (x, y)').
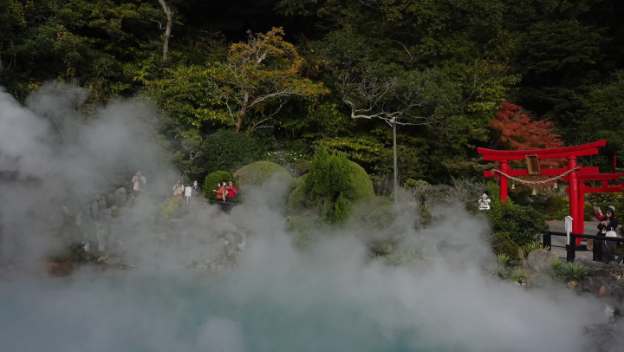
top-left (543, 231), bottom-right (624, 262)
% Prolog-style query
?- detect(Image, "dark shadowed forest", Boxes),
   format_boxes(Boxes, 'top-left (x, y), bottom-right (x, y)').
top-left (2, 0), bottom-right (624, 186)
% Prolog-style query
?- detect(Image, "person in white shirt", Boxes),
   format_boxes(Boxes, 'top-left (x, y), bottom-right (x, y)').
top-left (131, 171), bottom-right (146, 194)
top-left (184, 184), bottom-right (193, 207)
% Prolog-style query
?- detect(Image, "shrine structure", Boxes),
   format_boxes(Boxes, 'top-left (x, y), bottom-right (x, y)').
top-left (477, 140), bottom-right (624, 245)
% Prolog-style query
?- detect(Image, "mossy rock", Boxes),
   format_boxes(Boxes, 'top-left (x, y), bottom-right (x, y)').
top-left (234, 161), bottom-right (293, 188)
top-left (203, 170), bottom-right (234, 201)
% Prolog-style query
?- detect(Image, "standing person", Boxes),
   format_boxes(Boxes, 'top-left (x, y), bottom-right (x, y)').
top-left (132, 171), bottom-right (147, 195)
top-left (184, 184), bottom-right (193, 207)
top-left (214, 183), bottom-right (224, 202)
top-left (220, 182), bottom-right (228, 202)
top-left (174, 180), bottom-right (185, 198)
top-left (172, 180), bottom-right (181, 196)
top-left (226, 181), bottom-right (238, 201)
top-left (595, 205), bottom-right (619, 263)
top-left (193, 180), bottom-right (199, 192)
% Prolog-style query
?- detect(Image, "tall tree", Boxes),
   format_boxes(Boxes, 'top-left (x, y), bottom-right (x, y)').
top-left (215, 27), bottom-right (328, 132)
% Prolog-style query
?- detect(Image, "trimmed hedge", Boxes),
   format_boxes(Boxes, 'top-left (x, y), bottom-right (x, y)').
top-left (293, 149), bottom-right (374, 223)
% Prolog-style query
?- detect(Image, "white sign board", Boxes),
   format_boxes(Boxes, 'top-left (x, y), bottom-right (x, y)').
top-left (564, 216), bottom-right (573, 246)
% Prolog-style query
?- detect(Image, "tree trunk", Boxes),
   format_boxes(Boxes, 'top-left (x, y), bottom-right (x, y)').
top-left (235, 93), bottom-right (250, 132)
top-left (157, 0), bottom-right (173, 63)
top-left (235, 111), bottom-right (245, 132)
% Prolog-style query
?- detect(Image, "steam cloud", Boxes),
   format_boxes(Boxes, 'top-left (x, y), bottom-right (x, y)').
top-left (0, 83), bottom-right (620, 351)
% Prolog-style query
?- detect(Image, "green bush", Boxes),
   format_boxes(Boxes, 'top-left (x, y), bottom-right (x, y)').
top-left (496, 250), bottom-right (528, 283)
top-left (511, 187), bottom-right (569, 221)
top-left (201, 130), bottom-right (267, 173)
top-left (350, 196), bottom-right (396, 230)
top-left (552, 260), bottom-right (589, 282)
top-left (519, 240), bottom-right (543, 259)
top-left (300, 149), bottom-right (374, 223)
top-left (287, 176), bottom-right (307, 213)
top-left (234, 161), bottom-right (293, 188)
top-left (497, 253), bottom-right (512, 268)
top-left (491, 232), bottom-right (521, 259)
top-left (203, 170), bottom-right (233, 201)
top-left (488, 201), bottom-right (547, 248)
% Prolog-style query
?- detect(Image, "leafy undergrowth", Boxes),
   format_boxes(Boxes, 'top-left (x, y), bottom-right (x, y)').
top-left (551, 259), bottom-right (589, 282)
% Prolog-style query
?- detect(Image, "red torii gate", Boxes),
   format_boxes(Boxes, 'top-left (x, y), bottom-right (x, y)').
top-left (477, 140), bottom-right (624, 244)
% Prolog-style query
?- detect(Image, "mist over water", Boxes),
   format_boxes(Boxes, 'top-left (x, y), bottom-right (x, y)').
top-left (0, 83), bottom-right (617, 351)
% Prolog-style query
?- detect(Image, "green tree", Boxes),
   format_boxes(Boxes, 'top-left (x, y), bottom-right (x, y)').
top-left (3, 0), bottom-right (162, 98)
top-left (146, 65), bottom-right (226, 129)
top-left (577, 72), bottom-right (624, 159)
top-left (214, 27), bottom-right (328, 132)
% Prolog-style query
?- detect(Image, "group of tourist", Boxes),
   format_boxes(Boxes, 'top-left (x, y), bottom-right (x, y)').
top-left (132, 170), bottom-right (239, 208)
top-left (214, 181), bottom-right (238, 202)
top-left (173, 179), bottom-right (199, 207)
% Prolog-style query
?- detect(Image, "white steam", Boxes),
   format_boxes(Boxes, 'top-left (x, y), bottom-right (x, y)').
top-left (0, 83), bottom-right (618, 352)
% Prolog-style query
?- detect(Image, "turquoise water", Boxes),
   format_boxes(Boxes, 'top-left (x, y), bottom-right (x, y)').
top-left (0, 234), bottom-right (603, 352)
top-left (0, 275), bottom-right (437, 352)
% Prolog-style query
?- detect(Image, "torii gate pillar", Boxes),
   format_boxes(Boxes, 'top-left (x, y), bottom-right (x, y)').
top-left (499, 161), bottom-right (510, 203)
top-left (567, 157), bottom-right (582, 242)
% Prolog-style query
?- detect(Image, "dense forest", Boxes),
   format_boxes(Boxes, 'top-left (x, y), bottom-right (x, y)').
top-left (2, 0), bottom-right (624, 186)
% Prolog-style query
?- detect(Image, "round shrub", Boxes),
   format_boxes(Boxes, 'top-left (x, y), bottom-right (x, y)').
top-left (203, 170), bottom-right (233, 201)
top-left (300, 149), bottom-right (374, 223)
top-left (234, 161), bottom-right (292, 188)
top-left (488, 201), bottom-right (547, 247)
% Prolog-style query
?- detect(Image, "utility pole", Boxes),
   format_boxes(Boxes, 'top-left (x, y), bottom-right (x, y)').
top-left (392, 118), bottom-right (398, 204)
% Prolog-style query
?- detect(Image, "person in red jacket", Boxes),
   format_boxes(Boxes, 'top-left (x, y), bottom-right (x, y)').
top-left (213, 182), bottom-right (227, 202)
top-left (226, 181), bottom-right (238, 200)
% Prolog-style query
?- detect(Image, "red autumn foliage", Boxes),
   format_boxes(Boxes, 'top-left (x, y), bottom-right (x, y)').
top-left (490, 101), bottom-right (563, 150)
top-left (490, 101), bottom-right (564, 168)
